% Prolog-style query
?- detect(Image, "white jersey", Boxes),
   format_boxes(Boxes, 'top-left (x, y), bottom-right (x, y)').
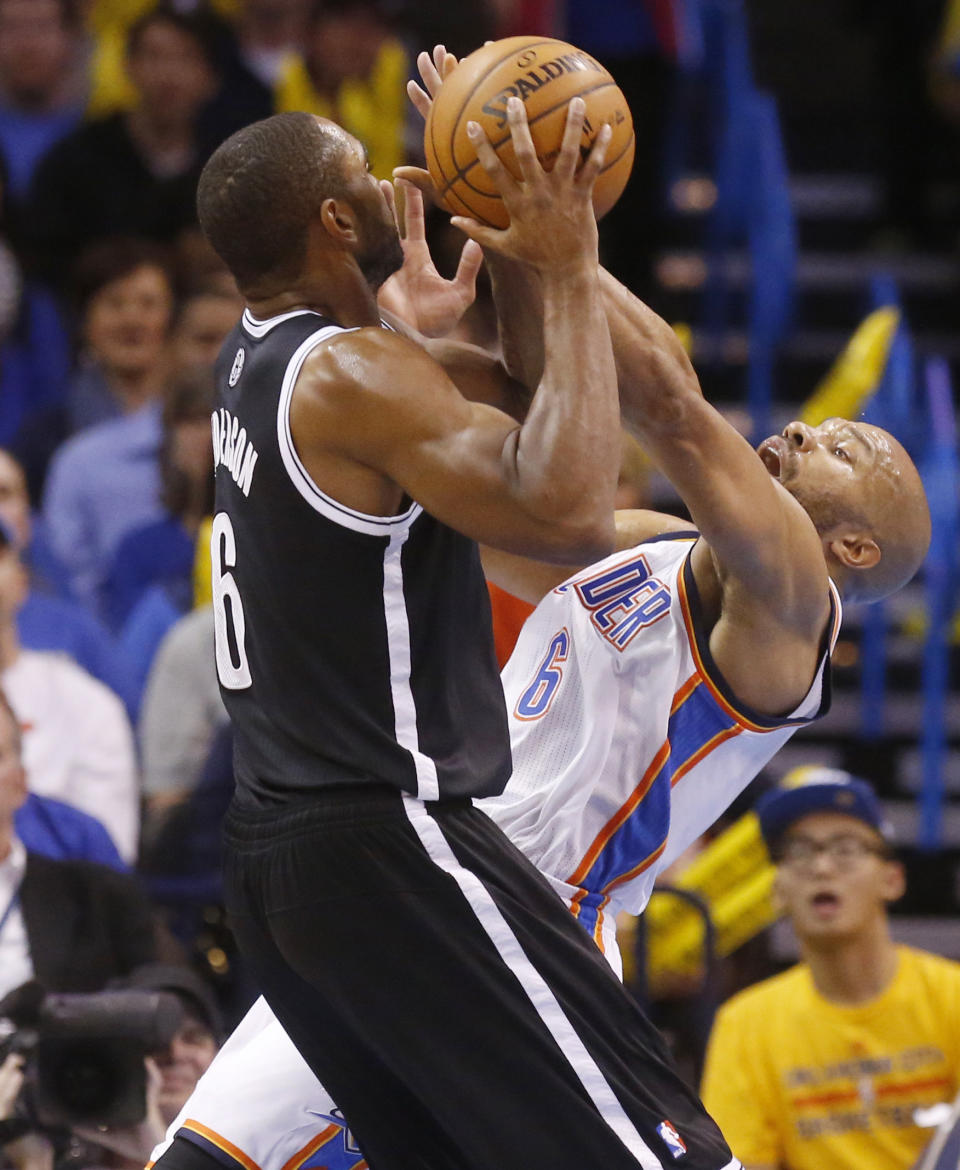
top-left (482, 534), bottom-right (841, 963)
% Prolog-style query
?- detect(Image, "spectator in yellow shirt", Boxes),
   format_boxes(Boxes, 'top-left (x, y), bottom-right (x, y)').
top-left (274, 0), bottom-right (408, 179)
top-left (701, 769), bottom-right (960, 1170)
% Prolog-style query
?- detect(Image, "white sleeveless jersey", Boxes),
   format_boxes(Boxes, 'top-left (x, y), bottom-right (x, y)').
top-left (483, 533), bottom-right (841, 962)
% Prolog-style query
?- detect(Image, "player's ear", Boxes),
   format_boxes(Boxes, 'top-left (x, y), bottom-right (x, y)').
top-left (319, 197), bottom-right (359, 244)
top-left (826, 531), bottom-right (881, 574)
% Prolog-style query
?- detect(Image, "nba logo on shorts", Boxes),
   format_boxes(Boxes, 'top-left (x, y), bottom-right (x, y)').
top-left (656, 1119), bottom-right (687, 1159)
top-left (229, 347), bottom-right (245, 386)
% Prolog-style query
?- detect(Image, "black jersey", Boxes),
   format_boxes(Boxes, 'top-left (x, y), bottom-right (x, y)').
top-left (211, 308), bottom-right (512, 805)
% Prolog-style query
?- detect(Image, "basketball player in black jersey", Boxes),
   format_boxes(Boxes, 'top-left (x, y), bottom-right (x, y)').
top-left (189, 97), bottom-right (740, 1170)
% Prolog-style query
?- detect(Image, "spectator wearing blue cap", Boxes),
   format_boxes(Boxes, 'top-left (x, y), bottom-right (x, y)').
top-left (701, 768), bottom-right (960, 1170)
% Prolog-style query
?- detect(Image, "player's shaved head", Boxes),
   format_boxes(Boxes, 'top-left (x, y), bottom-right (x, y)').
top-left (197, 112), bottom-right (351, 291)
top-left (844, 425), bottom-right (929, 601)
top-left (758, 419), bottom-right (930, 603)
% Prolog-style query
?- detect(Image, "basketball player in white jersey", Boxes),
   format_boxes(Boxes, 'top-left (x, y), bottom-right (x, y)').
top-left (150, 137), bottom-right (930, 1170)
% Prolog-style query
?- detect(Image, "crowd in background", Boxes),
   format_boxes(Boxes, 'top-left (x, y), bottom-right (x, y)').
top-left (0, 1), bottom-right (957, 1168)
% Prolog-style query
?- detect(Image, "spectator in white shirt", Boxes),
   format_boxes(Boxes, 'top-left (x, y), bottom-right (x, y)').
top-left (0, 517), bottom-right (138, 861)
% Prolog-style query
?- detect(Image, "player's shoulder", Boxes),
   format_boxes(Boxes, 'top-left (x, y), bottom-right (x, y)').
top-left (297, 323), bottom-right (436, 404)
top-left (293, 325), bottom-right (463, 449)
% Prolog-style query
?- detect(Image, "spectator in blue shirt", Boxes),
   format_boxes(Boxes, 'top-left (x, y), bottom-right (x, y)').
top-left (0, 0), bottom-right (84, 452)
top-left (42, 389), bottom-right (164, 616)
top-left (105, 365), bottom-right (215, 631)
top-left (15, 790), bottom-right (127, 871)
top-left (0, 0), bottom-right (84, 228)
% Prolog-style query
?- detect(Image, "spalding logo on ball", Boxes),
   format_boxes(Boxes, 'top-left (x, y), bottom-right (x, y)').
top-left (424, 36), bottom-right (635, 229)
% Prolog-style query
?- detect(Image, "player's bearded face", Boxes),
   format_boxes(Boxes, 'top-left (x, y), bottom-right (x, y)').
top-left (355, 198), bottom-right (404, 292)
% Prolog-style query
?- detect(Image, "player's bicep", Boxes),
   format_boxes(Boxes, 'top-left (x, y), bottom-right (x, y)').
top-left (300, 332), bottom-right (592, 560)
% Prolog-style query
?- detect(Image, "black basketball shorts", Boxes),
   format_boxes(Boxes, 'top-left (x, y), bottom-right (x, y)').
top-left (220, 787), bottom-right (739, 1170)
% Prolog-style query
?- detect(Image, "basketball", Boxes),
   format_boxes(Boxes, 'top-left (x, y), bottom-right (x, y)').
top-left (424, 36), bottom-right (635, 229)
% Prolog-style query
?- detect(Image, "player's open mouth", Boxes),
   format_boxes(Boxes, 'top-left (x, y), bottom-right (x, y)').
top-left (757, 436), bottom-right (787, 479)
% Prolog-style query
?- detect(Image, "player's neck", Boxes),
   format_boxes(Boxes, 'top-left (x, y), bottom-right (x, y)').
top-left (801, 916), bottom-right (898, 1005)
top-left (246, 270), bottom-right (381, 329)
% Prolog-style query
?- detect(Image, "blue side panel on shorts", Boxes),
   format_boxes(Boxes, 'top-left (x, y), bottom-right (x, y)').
top-left (300, 1110), bottom-right (367, 1170)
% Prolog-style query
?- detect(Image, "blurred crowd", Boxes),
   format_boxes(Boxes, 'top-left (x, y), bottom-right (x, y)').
top-left (0, 2), bottom-right (956, 1169)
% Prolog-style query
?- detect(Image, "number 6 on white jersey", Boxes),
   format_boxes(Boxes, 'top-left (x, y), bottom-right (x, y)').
top-left (212, 511), bottom-right (252, 690)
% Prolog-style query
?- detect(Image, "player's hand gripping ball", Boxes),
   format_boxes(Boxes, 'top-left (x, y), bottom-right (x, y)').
top-left (424, 36), bottom-right (635, 229)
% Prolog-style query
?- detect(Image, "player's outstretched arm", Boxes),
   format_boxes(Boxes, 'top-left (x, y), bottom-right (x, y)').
top-left (600, 269), bottom-right (828, 627)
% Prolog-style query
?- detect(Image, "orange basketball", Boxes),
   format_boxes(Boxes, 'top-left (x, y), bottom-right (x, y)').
top-left (424, 36), bottom-right (635, 229)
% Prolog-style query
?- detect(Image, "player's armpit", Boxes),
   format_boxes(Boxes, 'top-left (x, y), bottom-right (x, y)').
top-left (481, 510), bottom-right (695, 604)
top-left (291, 328), bottom-right (613, 563)
top-left (613, 509), bottom-right (697, 551)
top-left (480, 546), bottom-right (570, 605)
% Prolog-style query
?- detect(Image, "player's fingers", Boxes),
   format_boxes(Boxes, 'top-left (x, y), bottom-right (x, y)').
top-left (393, 166), bottom-right (434, 196)
top-left (466, 121), bottom-right (520, 199)
top-left (453, 239), bottom-right (484, 297)
top-left (398, 178), bottom-right (426, 241)
top-left (450, 216), bottom-right (502, 249)
top-left (440, 49), bottom-right (459, 78)
top-left (379, 179), bottom-right (401, 235)
top-left (554, 97), bottom-right (587, 181)
top-left (505, 97), bottom-right (540, 184)
top-left (407, 79), bottom-right (431, 121)
top-left (418, 48), bottom-right (443, 99)
top-left (576, 123), bottom-right (613, 190)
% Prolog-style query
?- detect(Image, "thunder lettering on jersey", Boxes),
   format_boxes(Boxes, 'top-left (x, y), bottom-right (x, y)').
top-left (211, 307), bottom-right (511, 804)
top-left (484, 534), bottom-right (841, 966)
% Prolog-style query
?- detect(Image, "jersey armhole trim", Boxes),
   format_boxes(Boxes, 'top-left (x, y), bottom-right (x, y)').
top-left (678, 549), bottom-right (839, 732)
top-left (176, 1121), bottom-right (263, 1170)
top-left (276, 325), bottom-right (423, 536)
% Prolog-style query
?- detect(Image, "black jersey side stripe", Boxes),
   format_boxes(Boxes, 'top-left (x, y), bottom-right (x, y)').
top-left (383, 532), bottom-right (440, 800)
top-left (276, 325), bottom-right (423, 536)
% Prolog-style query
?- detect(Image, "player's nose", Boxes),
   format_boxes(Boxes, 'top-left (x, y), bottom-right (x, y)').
top-left (783, 421), bottom-right (815, 451)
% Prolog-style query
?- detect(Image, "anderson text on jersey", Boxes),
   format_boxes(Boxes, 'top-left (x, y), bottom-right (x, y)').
top-left (212, 408), bottom-right (259, 497)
